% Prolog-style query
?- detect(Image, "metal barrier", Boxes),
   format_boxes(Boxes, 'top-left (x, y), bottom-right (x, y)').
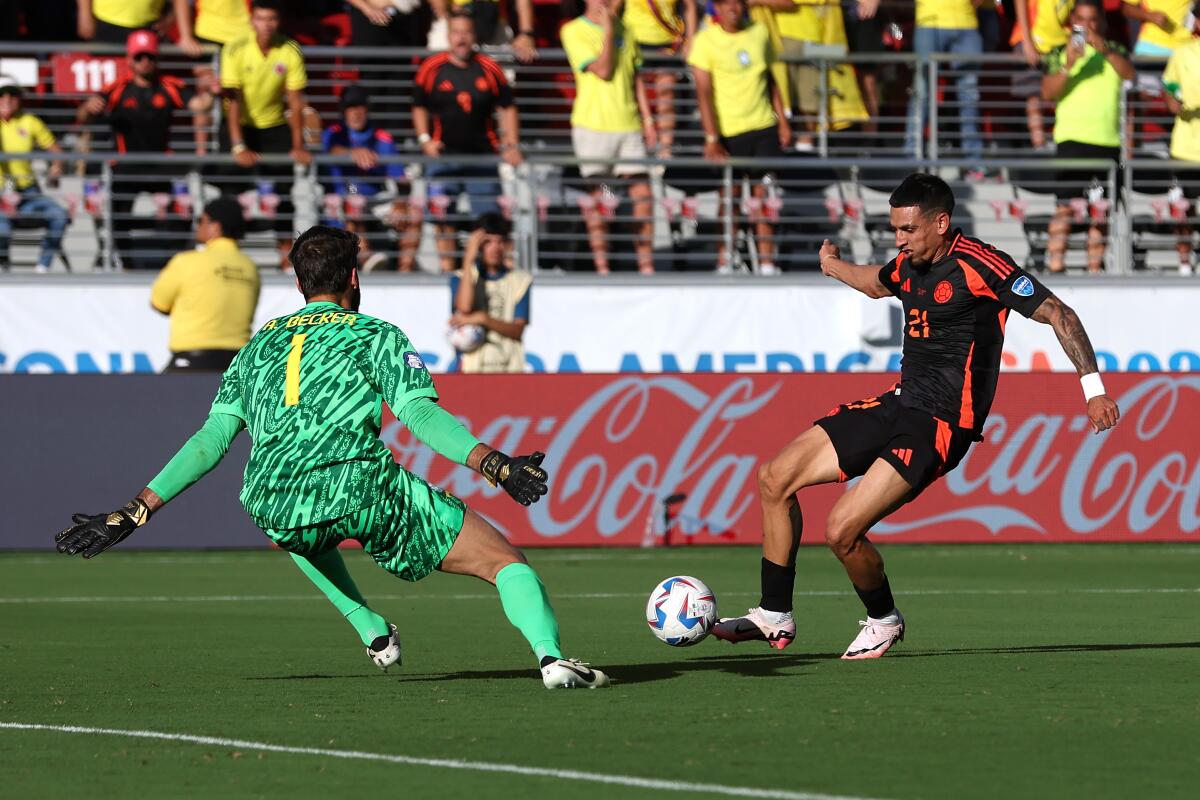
top-left (13, 151), bottom-right (1197, 275)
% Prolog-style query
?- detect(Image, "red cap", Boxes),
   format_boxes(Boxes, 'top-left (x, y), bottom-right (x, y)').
top-left (126, 29), bottom-right (159, 58)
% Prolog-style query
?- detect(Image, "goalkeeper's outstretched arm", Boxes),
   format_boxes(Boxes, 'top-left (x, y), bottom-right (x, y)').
top-left (55, 413), bottom-right (244, 558)
top-left (397, 397), bottom-right (548, 507)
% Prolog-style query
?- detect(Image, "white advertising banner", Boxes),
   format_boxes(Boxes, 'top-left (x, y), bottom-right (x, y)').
top-left (0, 281), bottom-right (1197, 373)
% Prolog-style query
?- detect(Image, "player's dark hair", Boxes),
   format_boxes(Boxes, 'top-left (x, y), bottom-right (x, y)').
top-left (290, 226), bottom-right (360, 299)
top-left (1073, 0), bottom-right (1103, 10)
top-left (448, 8), bottom-right (474, 22)
top-left (889, 173), bottom-right (955, 219)
top-left (251, 0), bottom-right (284, 14)
top-left (203, 197), bottom-right (246, 241)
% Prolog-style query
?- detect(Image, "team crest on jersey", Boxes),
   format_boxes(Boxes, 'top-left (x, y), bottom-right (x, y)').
top-left (737, 50), bottom-right (751, 66)
top-left (274, 63), bottom-right (287, 75)
top-left (1012, 276), bottom-right (1035, 297)
top-left (475, 76), bottom-right (488, 91)
top-left (403, 351), bottom-right (426, 370)
top-left (934, 280), bottom-right (954, 303)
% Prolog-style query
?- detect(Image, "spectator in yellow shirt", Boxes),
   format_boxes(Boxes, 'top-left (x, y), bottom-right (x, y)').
top-left (1123, 0), bottom-right (1196, 56)
top-left (689, 0), bottom-right (792, 273)
top-left (78, 0), bottom-right (169, 43)
top-left (1012, 1), bottom-right (1076, 150)
top-left (1161, 19), bottom-right (1200, 273)
top-left (906, 0), bottom-right (985, 172)
top-left (175, 0), bottom-right (253, 55)
top-left (220, 0), bottom-right (311, 268)
top-left (623, 0), bottom-right (698, 157)
top-left (0, 80), bottom-right (68, 273)
top-left (151, 197), bottom-right (261, 372)
top-left (562, 0), bottom-right (658, 273)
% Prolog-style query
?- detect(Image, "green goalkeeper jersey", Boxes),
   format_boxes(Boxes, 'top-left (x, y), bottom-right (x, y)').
top-left (210, 301), bottom-right (437, 529)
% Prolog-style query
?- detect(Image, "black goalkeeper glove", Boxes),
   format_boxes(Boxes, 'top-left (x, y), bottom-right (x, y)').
top-left (480, 450), bottom-right (549, 506)
top-left (55, 499), bottom-right (150, 559)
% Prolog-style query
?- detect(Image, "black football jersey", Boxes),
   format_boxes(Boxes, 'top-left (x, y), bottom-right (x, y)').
top-left (878, 230), bottom-right (1052, 430)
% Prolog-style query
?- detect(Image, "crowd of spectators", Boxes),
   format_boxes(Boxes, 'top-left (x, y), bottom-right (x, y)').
top-left (0, 1), bottom-right (1197, 275)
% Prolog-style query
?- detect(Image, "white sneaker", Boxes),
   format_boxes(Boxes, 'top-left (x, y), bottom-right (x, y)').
top-left (540, 657), bottom-right (610, 689)
top-left (841, 613), bottom-right (905, 660)
top-left (367, 623), bottom-right (401, 671)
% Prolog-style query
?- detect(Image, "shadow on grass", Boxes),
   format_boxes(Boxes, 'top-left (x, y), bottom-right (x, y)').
top-left (890, 641), bottom-right (1200, 658)
top-left (395, 652), bottom-right (834, 686)
top-left (243, 642), bottom-right (1200, 683)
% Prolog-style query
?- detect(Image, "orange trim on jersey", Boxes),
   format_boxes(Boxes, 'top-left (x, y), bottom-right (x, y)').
top-left (478, 55), bottom-right (508, 93)
top-left (959, 342), bottom-right (976, 429)
top-left (161, 75), bottom-right (185, 109)
top-left (998, 307), bottom-right (1009, 334)
top-left (891, 251), bottom-right (905, 284)
top-left (958, 259), bottom-right (998, 300)
top-left (105, 77), bottom-right (132, 113)
top-left (415, 53), bottom-right (452, 93)
top-left (934, 418), bottom-right (952, 463)
top-left (954, 238), bottom-right (1013, 279)
top-left (837, 468), bottom-right (849, 483)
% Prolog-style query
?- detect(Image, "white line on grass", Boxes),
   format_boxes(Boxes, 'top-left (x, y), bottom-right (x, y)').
top-left (0, 721), bottom-right (878, 800)
top-left (0, 587), bottom-right (1198, 604)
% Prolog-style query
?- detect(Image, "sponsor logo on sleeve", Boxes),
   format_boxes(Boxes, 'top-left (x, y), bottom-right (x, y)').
top-left (404, 351), bottom-right (426, 370)
top-left (1012, 276), bottom-right (1035, 297)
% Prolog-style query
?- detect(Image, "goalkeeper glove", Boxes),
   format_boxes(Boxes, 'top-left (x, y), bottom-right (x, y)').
top-left (480, 450), bottom-right (549, 506)
top-left (55, 499), bottom-right (150, 559)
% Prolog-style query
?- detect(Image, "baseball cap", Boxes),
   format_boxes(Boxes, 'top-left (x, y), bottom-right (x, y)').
top-left (126, 29), bottom-right (160, 58)
top-left (0, 75), bottom-right (23, 97)
top-left (340, 85), bottom-right (370, 109)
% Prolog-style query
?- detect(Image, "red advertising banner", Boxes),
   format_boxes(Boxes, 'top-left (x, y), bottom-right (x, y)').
top-left (382, 373), bottom-right (1200, 546)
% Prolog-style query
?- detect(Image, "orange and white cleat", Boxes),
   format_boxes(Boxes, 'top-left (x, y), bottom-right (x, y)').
top-left (712, 607), bottom-right (796, 650)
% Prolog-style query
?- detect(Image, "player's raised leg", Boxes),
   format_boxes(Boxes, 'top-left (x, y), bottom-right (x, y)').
top-left (825, 458), bottom-right (913, 660)
top-left (438, 509), bottom-right (609, 689)
top-left (288, 548), bottom-right (401, 671)
top-left (712, 425), bottom-right (842, 649)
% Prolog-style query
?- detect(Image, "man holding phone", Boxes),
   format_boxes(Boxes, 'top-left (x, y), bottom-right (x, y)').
top-left (1041, 0), bottom-right (1135, 273)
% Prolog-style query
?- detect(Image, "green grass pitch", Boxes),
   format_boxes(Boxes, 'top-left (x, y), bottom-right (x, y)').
top-left (2, 544), bottom-right (1198, 800)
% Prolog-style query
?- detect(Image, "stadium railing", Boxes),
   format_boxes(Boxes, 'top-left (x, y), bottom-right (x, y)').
top-left (11, 151), bottom-right (1199, 275)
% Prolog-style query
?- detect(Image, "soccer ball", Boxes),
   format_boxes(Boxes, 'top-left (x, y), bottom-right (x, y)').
top-left (645, 576), bottom-right (718, 646)
top-left (446, 323), bottom-right (485, 353)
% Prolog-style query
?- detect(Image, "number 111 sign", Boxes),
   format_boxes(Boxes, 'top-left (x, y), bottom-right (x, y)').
top-left (51, 53), bottom-right (129, 94)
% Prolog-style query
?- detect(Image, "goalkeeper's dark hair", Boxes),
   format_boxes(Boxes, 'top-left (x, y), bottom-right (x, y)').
top-left (251, 0), bottom-right (284, 13)
top-left (889, 173), bottom-right (955, 219)
top-left (290, 225), bottom-right (360, 299)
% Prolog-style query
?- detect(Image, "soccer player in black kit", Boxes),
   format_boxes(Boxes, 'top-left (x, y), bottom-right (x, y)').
top-left (714, 174), bottom-right (1121, 659)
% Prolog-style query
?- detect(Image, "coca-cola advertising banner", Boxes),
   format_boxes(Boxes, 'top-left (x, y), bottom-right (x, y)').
top-left (387, 373), bottom-right (1200, 545)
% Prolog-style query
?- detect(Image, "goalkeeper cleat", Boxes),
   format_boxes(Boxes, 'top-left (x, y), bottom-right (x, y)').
top-left (540, 657), bottom-right (610, 689)
top-left (841, 613), bottom-right (905, 660)
top-left (712, 607), bottom-right (796, 650)
top-left (367, 624), bottom-right (401, 671)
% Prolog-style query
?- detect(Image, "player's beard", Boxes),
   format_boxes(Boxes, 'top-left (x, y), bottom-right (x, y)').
top-left (349, 285), bottom-right (361, 312)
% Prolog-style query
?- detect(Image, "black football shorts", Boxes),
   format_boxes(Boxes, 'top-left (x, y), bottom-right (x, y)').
top-left (815, 386), bottom-right (976, 496)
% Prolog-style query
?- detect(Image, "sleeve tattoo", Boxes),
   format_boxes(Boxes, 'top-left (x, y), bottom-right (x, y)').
top-left (1032, 295), bottom-right (1100, 375)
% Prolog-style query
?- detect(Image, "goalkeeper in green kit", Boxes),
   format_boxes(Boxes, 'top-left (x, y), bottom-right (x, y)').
top-left (55, 226), bottom-right (609, 690)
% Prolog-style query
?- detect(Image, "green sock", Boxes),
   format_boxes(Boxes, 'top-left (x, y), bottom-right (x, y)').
top-left (495, 562), bottom-right (563, 663)
top-left (290, 549), bottom-right (389, 646)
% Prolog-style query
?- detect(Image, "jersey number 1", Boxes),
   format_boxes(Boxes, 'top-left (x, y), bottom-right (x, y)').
top-left (284, 333), bottom-right (307, 406)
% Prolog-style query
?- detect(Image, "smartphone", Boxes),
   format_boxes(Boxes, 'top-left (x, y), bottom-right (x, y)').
top-left (1070, 24), bottom-right (1086, 49)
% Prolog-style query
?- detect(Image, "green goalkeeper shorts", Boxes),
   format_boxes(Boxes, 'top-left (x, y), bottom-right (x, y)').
top-left (258, 467), bottom-right (466, 582)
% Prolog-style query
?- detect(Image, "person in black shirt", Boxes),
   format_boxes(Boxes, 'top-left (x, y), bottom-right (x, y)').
top-left (714, 173), bottom-right (1120, 661)
top-left (77, 29), bottom-right (214, 269)
top-left (413, 12), bottom-right (522, 272)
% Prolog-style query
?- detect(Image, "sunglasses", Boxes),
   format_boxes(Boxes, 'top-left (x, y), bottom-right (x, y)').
top-left (132, 53), bottom-right (158, 62)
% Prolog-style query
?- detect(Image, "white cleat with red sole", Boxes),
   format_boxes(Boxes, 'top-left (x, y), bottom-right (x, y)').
top-left (711, 607), bottom-right (797, 650)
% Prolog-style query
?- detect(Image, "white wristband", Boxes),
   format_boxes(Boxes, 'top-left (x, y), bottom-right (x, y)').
top-left (417, 133), bottom-right (431, 145)
top-left (1081, 372), bottom-right (1106, 401)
